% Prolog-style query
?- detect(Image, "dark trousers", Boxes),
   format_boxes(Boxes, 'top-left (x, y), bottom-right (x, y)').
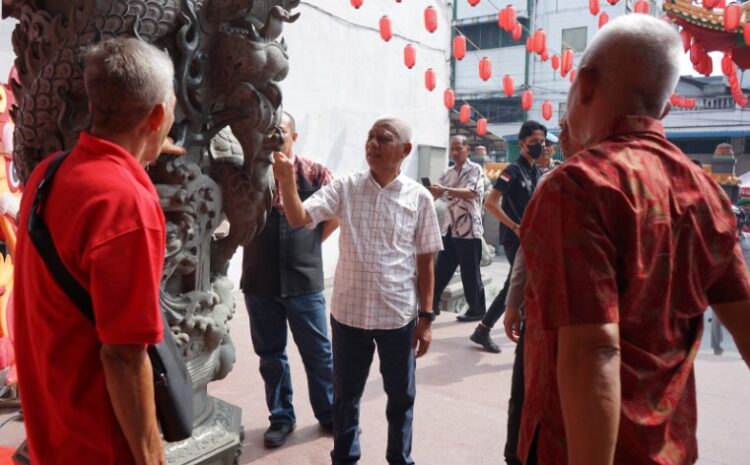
top-left (482, 235), bottom-right (520, 328)
top-left (433, 235), bottom-right (486, 316)
top-left (330, 318), bottom-right (417, 465)
top-left (504, 323), bottom-right (526, 465)
top-left (245, 292), bottom-right (334, 426)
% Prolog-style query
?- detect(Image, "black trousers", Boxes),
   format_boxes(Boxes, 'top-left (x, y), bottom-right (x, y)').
top-left (504, 323), bottom-right (526, 465)
top-left (433, 235), bottom-right (486, 316)
top-left (482, 235), bottom-right (520, 328)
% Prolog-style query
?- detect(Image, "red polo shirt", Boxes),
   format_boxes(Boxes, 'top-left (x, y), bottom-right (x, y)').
top-left (14, 133), bottom-right (165, 465)
top-left (519, 116), bottom-right (750, 465)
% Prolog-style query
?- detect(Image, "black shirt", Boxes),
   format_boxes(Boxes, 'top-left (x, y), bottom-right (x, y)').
top-left (493, 156), bottom-right (542, 245)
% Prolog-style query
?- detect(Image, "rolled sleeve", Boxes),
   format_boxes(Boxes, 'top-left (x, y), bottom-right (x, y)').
top-left (522, 169), bottom-right (619, 330)
top-left (416, 191), bottom-right (444, 255)
top-left (304, 178), bottom-right (342, 228)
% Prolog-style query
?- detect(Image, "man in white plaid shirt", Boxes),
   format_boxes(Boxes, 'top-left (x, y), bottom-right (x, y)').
top-left (274, 116), bottom-right (443, 465)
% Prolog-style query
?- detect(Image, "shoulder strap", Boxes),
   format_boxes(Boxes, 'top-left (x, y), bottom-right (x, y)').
top-left (27, 151), bottom-right (95, 323)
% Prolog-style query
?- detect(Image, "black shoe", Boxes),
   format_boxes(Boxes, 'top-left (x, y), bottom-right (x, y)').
top-left (457, 313), bottom-right (483, 322)
top-left (263, 422), bottom-right (295, 448)
top-left (470, 326), bottom-right (501, 353)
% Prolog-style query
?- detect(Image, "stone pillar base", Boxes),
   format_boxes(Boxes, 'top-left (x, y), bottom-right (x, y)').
top-left (165, 396), bottom-right (243, 465)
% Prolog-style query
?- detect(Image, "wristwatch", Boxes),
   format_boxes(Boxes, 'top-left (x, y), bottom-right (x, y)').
top-left (418, 311), bottom-right (436, 322)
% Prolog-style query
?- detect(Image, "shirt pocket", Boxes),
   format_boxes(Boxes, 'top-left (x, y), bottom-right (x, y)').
top-left (392, 198), bottom-right (419, 247)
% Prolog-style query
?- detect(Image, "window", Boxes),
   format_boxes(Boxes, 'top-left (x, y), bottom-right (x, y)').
top-left (562, 27), bottom-right (587, 53)
top-left (457, 18), bottom-right (530, 51)
top-left (466, 98), bottom-right (524, 124)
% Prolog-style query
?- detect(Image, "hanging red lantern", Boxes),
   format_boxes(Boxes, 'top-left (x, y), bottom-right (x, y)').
top-left (680, 29), bottom-right (691, 52)
top-left (541, 100), bottom-right (553, 121)
top-left (479, 57), bottom-right (492, 81)
top-left (690, 42), bottom-right (705, 65)
top-left (444, 88), bottom-right (455, 109)
top-left (540, 49), bottom-right (549, 62)
top-left (424, 6), bottom-right (438, 33)
top-left (521, 90), bottom-right (533, 110)
top-left (379, 16), bottom-right (393, 42)
top-left (724, 3), bottom-right (741, 31)
top-left (498, 8), bottom-right (509, 31)
top-left (459, 104), bottom-right (471, 123)
top-left (476, 118), bottom-right (488, 136)
top-left (533, 29), bottom-right (547, 54)
top-left (551, 54), bottom-right (560, 70)
top-left (502, 74), bottom-right (514, 97)
top-left (526, 36), bottom-right (534, 52)
top-left (569, 69), bottom-right (577, 82)
top-left (561, 48), bottom-right (574, 76)
top-left (589, 0), bottom-right (600, 15)
top-left (599, 12), bottom-right (609, 28)
top-left (634, 0), bottom-right (649, 13)
top-left (512, 22), bottom-right (523, 41)
top-left (467, 0), bottom-right (480, 6)
top-left (351, 0), bottom-right (363, 8)
top-left (506, 5), bottom-right (517, 31)
top-left (722, 51), bottom-right (734, 76)
top-left (425, 68), bottom-right (436, 92)
top-left (704, 0), bottom-right (719, 7)
top-left (453, 35), bottom-right (467, 60)
top-left (700, 54), bottom-right (713, 76)
top-left (404, 44), bottom-right (416, 69)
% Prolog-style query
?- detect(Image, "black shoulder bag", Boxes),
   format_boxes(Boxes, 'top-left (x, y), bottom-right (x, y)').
top-left (27, 151), bottom-right (194, 443)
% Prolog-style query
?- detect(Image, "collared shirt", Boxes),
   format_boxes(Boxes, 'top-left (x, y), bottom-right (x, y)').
top-left (437, 160), bottom-right (484, 239)
top-left (242, 153), bottom-right (332, 297)
top-left (493, 156), bottom-right (542, 244)
top-left (304, 171), bottom-right (443, 330)
top-left (14, 132), bottom-right (165, 465)
top-left (518, 116), bottom-right (750, 465)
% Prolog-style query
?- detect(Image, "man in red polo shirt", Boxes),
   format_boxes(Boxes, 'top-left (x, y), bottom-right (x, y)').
top-left (14, 38), bottom-right (179, 465)
top-left (519, 14), bottom-right (750, 465)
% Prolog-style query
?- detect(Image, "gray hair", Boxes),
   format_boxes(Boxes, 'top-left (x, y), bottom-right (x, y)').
top-left (84, 38), bottom-right (175, 131)
top-left (451, 135), bottom-right (468, 146)
top-left (584, 14), bottom-right (682, 115)
top-left (374, 116), bottom-right (413, 143)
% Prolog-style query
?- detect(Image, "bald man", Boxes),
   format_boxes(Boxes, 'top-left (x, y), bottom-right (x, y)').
top-left (519, 15), bottom-right (750, 465)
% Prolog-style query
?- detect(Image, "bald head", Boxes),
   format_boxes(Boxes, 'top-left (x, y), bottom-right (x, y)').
top-left (583, 14), bottom-right (682, 115)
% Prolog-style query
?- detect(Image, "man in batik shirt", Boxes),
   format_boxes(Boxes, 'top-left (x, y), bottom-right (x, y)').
top-left (519, 15), bottom-right (750, 465)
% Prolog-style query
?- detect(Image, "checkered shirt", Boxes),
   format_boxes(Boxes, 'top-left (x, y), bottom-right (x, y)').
top-left (304, 171), bottom-right (444, 329)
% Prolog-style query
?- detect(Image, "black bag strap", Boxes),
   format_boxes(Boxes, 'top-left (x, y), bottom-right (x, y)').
top-left (27, 150), bottom-right (96, 322)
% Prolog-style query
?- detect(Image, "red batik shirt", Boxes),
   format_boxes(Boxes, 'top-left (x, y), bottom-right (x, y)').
top-left (519, 116), bottom-right (750, 465)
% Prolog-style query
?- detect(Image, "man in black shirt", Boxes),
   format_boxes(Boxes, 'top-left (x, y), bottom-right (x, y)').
top-left (469, 121), bottom-right (545, 353)
top-left (241, 112), bottom-right (338, 447)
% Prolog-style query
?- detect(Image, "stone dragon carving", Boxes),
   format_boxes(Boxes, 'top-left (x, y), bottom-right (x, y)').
top-left (2, 0), bottom-right (300, 461)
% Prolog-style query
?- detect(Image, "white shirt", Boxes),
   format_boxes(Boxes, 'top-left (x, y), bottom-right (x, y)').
top-left (437, 160), bottom-right (484, 238)
top-left (304, 171), bottom-right (443, 329)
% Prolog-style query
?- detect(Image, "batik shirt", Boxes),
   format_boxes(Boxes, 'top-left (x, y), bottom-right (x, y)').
top-left (437, 160), bottom-right (484, 238)
top-left (519, 116), bottom-right (750, 465)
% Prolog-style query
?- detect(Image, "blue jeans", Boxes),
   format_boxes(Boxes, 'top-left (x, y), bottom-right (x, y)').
top-left (245, 292), bottom-right (334, 426)
top-left (330, 317), bottom-right (417, 465)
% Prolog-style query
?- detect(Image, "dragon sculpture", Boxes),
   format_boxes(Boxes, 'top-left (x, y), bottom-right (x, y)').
top-left (2, 0), bottom-right (300, 462)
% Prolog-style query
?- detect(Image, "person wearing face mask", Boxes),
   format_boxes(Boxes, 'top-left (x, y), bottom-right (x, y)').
top-left (468, 121), bottom-right (545, 353)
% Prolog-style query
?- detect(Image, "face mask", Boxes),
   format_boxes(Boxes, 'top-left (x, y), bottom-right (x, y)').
top-left (527, 143), bottom-right (544, 159)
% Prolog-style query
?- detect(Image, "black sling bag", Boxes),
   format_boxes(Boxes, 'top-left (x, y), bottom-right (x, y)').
top-left (26, 151), bottom-right (194, 443)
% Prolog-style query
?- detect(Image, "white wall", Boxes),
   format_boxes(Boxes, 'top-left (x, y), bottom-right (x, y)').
top-left (0, 20), bottom-right (15, 79)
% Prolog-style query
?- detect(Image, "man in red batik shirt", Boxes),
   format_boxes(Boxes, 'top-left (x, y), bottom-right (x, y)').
top-left (518, 14), bottom-right (750, 465)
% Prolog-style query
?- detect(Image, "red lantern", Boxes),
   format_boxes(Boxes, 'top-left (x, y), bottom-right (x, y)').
top-left (634, 0), bottom-right (649, 13)
top-left (541, 100), bottom-right (553, 121)
top-left (506, 5), bottom-right (517, 30)
top-left (476, 118), bottom-right (488, 136)
top-left (521, 90), bottom-right (533, 111)
top-left (700, 54), bottom-right (713, 76)
top-left (589, 0), bottom-right (600, 15)
top-left (512, 22), bottom-right (522, 41)
top-left (459, 104), bottom-right (471, 123)
top-left (690, 42), bottom-right (705, 65)
top-left (540, 49), bottom-right (549, 62)
top-left (351, 0), bottom-right (363, 8)
top-left (569, 69), bottom-right (577, 82)
top-left (526, 36), bottom-right (534, 52)
top-left (404, 44), bottom-right (416, 69)
top-left (724, 3), bottom-right (741, 31)
top-left (453, 36), bottom-right (467, 60)
top-left (379, 16), bottom-right (393, 42)
top-left (704, 0), bottom-right (719, 7)
top-left (467, 0), bottom-right (480, 6)
top-left (498, 8), bottom-right (509, 31)
top-left (561, 48), bottom-right (574, 76)
top-left (502, 74), bottom-right (514, 97)
top-left (599, 12), bottom-right (609, 28)
top-left (444, 88), bottom-right (455, 109)
top-left (722, 51), bottom-right (734, 76)
top-left (479, 57), bottom-right (492, 81)
top-left (533, 29), bottom-right (547, 54)
top-left (680, 29), bottom-right (691, 52)
top-left (744, 23), bottom-right (750, 46)
top-left (424, 6), bottom-right (438, 33)
top-left (425, 68), bottom-right (436, 92)
top-left (551, 54), bottom-right (560, 70)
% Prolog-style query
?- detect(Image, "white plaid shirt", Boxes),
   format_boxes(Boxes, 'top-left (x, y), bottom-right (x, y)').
top-left (304, 171), bottom-right (443, 330)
